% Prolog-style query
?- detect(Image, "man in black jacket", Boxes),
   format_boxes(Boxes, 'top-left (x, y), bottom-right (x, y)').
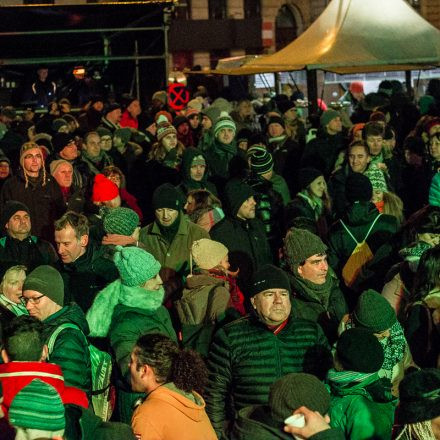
top-left (210, 179), bottom-right (272, 289)
top-left (54, 211), bottom-right (118, 311)
top-left (0, 200), bottom-right (58, 274)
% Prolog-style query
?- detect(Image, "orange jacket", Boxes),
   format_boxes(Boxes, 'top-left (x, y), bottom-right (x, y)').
top-left (132, 385), bottom-right (216, 440)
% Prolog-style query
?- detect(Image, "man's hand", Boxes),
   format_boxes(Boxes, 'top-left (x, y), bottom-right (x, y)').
top-left (284, 406), bottom-right (331, 439)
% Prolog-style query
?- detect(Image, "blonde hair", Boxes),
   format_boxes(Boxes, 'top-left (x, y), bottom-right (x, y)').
top-left (395, 421), bottom-right (436, 440)
top-left (0, 265), bottom-right (27, 294)
top-left (20, 141), bottom-right (46, 188)
top-left (383, 191), bottom-right (404, 226)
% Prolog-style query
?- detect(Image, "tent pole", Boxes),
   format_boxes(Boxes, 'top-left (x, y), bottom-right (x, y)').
top-left (405, 71), bottom-right (413, 100)
top-left (307, 69), bottom-right (318, 114)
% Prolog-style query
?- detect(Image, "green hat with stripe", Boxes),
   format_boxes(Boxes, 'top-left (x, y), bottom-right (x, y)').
top-left (9, 379), bottom-right (66, 431)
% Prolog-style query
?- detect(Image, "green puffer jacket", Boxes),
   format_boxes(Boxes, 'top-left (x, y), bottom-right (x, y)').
top-left (328, 371), bottom-right (396, 440)
top-left (42, 303), bottom-right (92, 397)
top-left (205, 314), bottom-right (329, 437)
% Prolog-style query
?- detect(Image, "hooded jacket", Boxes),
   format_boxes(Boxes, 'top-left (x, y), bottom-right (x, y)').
top-left (42, 303), bottom-right (92, 397)
top-left (176, 147), bottom-right (217, 196)
top-left (132, 385), bottom-right (217, 440)
top-left (0, 361), bottom-right (88, 418)
top-left (0, 169), bottom-right (65, 242)
top-left (86, 279), bottom-right (176, 423)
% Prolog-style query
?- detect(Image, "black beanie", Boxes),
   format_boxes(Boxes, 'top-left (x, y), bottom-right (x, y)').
top-left (52, 132), bottom-right (75, 154)
top-left (269, 373), bottom-right (330, 423)
top-left (336, 328), bottom-right (384, 373)
top-left (397, 368), bottom-right (440, 424)
top-left (268, 115), bottom-right (285, 129)
top-left (224, 179), bottom-right (254, 217)
top-left (345, 172), bottom-right (373, 204)
top-left (246, 264), bottom-right (290, 298)
top-left (297, 167), bottom-right (323, 191)
top-left (2, 201), bottom-right (30, 229)
top-left (152, 183), bottom-right (182, 211)
top-left (104, 103), bottom-right (121, 116)
top-left (277, 100), bottom-right (296, 115)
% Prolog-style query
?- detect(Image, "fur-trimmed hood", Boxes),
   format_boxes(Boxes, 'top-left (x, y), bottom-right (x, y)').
top-left (86, 279), bottom-right (165, 337)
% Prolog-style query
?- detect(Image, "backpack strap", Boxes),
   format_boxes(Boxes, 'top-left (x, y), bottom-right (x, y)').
top-left (364, 214), bottom-right (382, 241)
top-left (47, 323), bottom-right (85, 358)
top-left (340, 214), bottom-right (382, 245)
top-left (203, 284), bottom-right (220, 325)
top-left (339, 219), bottom-right (359, 245)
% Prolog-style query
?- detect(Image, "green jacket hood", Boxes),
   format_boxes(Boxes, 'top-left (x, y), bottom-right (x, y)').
top-left (181, 147), bottom-right (208, 185)
top-left (86, 280), bottom-right (165, 337)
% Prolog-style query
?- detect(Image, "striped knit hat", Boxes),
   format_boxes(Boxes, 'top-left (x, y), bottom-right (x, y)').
top-left (9, 379), bottom-right (65, 431)
top-left (247, 144), bottom-right (274, 175)
top-left (214, 111), bottom-right (236, 138)
top-left (156, 114), bottom-right (177, 142)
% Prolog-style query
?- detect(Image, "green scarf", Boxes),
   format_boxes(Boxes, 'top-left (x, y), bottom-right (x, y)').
top-left (268, 134), bottom-right (287, 144)
top-left (327, 368), bottom-right (379, 396)
top-left (215, 139), bottom-right (237, 157)
top-left (0, 294), bottom-right (28, 316)
top-left (292, 268), bottom-right (335, 309)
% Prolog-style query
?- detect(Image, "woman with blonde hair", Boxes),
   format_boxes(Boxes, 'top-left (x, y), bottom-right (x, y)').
top-left (0, 265), bottom-right (27, 330)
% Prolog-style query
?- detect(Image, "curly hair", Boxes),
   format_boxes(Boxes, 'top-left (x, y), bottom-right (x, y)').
top-left (135, 333), bottom-right (208, 395)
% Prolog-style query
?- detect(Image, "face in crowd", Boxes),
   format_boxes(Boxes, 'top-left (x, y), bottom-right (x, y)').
top-left (237, 196), bottom-right (256, 221)
top-left (348, 145), bottom-right (371, 173)
top-left (297, 253), bottom-right (329, 285)
top-left (251, 288), bottom-right (291, 326)
top-left (54, 224), bottom-right (88, 264)
top-left (155, 208), bottom-right (179, 227)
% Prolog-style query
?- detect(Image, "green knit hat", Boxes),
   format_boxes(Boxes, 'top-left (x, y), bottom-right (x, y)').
top-left (269, 373), bottom-right (330, 423)
top-left (365, 165), bottom-right (387, 192)
top-left (320, 109), bottom-right (339, 127)
top-left (113, 245), bottom-right (161, 287)
top-left (103, 207), bottom-right (139, 236)
top-left (23, 265), bottom-right (64, 307)
top-left (9, 379), bottom-right (65, 431)
top-left (284, 228), bottom-right (327, 268)
top-left (353, 289), bottom-right (397, 333)
top-left (214, 111), bottom-right (236, 138)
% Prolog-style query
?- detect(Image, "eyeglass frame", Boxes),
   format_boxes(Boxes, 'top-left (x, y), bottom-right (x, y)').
top-left (21, 294), bottom-right (45, 305)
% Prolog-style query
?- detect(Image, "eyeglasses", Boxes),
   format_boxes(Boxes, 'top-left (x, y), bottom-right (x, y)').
top-left (21, 294), bottom-right (45, 305)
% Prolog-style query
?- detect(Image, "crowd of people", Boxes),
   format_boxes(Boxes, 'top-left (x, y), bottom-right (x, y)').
top-left (0, 76), bottom-right (439, 440)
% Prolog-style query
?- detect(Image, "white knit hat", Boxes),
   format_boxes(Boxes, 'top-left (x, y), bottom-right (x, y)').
top-left (191, 239), bottom-right (228, 270)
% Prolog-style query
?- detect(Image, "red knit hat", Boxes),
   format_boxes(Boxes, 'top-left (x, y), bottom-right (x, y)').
top-left (92, 174), bottom-right (119, 202)
top-left (349, 82), bottom-right (364, 94)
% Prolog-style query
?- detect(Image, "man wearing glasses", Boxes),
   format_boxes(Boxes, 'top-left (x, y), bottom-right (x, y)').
top-left (21, 264), bottom-right (92, 398)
